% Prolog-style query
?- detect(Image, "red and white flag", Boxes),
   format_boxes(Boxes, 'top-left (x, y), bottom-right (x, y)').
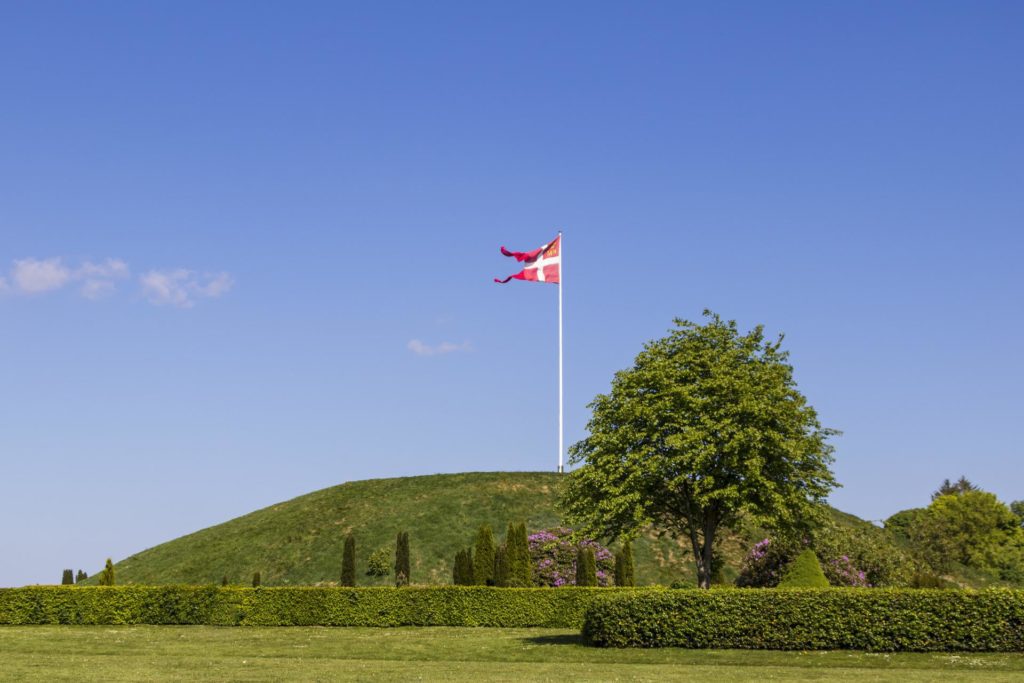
top-left (494, 235), bottom-right (561, 284)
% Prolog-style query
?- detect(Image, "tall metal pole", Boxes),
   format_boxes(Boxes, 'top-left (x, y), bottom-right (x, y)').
top-left (558, 231), bottom-right (564, 474)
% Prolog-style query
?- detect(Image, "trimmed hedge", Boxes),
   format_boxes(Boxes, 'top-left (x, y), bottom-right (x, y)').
top-left (582, 589), bottom-right (1024, 651)
top-left (0, 586), bottom-right (634, 628)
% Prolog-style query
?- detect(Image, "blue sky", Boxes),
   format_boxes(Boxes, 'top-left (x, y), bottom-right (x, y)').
top-left (1, 1), bottom-right (1021, 587)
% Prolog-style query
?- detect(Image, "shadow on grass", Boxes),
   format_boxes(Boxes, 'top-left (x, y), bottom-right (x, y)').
top-left (522, 633), bottom-right (586, 647)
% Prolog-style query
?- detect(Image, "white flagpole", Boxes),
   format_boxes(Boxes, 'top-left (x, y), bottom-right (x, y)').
top-left (558, 231), bottom-right (564, 474)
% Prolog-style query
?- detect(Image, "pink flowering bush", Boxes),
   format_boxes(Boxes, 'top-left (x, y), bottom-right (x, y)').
top-left (528, 527), bottom-right (614, 587)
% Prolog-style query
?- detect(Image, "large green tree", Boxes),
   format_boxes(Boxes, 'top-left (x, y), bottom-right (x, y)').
top-left (911, 489), bottom-right (1024, 576)
top-left (562, 312), bottom-right (838, 588)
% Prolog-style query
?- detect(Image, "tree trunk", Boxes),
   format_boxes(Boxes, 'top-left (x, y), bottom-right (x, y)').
top-left (685, 524), bottom-right (710, 589)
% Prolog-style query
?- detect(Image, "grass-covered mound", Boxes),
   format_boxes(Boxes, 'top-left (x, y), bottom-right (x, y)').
top-left (81, 471), bottom-right (971, 588)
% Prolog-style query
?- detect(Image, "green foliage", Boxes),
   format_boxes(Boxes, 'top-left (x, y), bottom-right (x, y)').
top-left (885, 508), bottom-right (928, 542)
top-left (506, 523), bottom-right (532, 588)
top-left (576, 547), bottom-right (598, 587)
top-left (933, 476), bottom-right (977, 500)
top-left (563, 312), bottom-right (837, 588)
top-left (0, 586), bottom-right (626, 628)
top-left (366, 547), bottom-right (390, 577)
top-left (252, 572), bottom-right (261, 588)
top-left (98, 559), bottom-right (115, 586)
top-left (1011, 501), bottom-right (1024, 528)
top-left (394, 532), bottom-right (410, 587)
top-left (75, 570), bottom-right (87, 584)
top-left (61, 570), bottom-right (73, 586)
top-left (908, 572), bottom-right (955, 589)
top-left (582, 589), bottom-right (1024, 650)
top-left (452, 548), bottom-right (474, 585)
top-left (473, 525), bottom-right (496, 586)
top-left (778, 549), bottom-right (829, 588)
top-left (615, 540), bottom-right (635, 587)
top-left (221, 576), bottom-right (228, 587)
top-left (341, 534), bottom-right (356, 587)
top-left (493, 545), bottom-right (510, 587)
top-left (911, 490), bottom-right (1024, 578)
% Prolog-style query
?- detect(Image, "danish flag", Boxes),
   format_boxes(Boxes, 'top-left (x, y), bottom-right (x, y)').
top-left (494, 235), bottom-right (561, 284)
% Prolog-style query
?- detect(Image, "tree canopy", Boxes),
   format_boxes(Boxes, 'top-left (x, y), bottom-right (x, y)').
top-left (562, 311), bottom-right (838, 588)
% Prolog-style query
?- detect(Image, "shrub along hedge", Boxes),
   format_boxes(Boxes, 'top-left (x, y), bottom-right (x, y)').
top-left (0, 586), bottom-right (628, 628)
top-left (582, 589), bottom-right (1024, 651)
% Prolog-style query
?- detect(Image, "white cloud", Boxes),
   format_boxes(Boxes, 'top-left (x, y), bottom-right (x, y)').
top-left (80, 279), bottom-right (117, 300)
top-left (76, 258), bottom-right (129, 299)
top-left (11, 258), bottom-right (71, 293)
top-left (407, 339), bottom-right (473, 356)
top-left (139, 269), bottom-right (234, 308)
top-left (0, 276), bottom-right (8, 293)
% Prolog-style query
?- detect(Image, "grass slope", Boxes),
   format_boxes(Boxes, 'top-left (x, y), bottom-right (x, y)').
top-left (93, 471), bottom-right (871, 587)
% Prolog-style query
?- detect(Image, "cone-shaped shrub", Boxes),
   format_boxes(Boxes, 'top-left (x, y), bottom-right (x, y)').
top-left (341, 534), bottom-right (356, 587)
top-left (778, 549), bottom-right (830, 588)
top-left (493, 545), bottom-right (511, 587)
top-left (252, 571), bottom-right (261, 587)
top-left (221, 575), bottom-right (228, 586)
top-left (473, 524), bottom-right (495, 586)
top-left (75, 570), bottom-right (87, 584)
top-left (615, 540), bottom-right (635, 587)
top-left (576, 547), bottom-right (597, 587)
top-left (458, 547), bottom-right (474, 585)
top-left (507, 522), bottom-right (532, 587)
top-left (394, 531), bottom-right (410, 587)
top-left (61, 569), bottom-right (73, 585)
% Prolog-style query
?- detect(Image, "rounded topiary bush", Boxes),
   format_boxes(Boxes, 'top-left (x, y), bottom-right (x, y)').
top-left (778, 549), bottom-right (829, 588)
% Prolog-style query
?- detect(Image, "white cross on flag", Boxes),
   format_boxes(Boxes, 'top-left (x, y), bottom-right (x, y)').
top-left (494, 235), bottom-right (561, 284)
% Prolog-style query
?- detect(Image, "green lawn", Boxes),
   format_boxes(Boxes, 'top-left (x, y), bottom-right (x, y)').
top-left (2, 627), bottom-right (1023, 681)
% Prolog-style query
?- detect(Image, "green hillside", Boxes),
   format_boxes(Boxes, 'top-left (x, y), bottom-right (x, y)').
top-left (93, 471), bottom-right (876, 587)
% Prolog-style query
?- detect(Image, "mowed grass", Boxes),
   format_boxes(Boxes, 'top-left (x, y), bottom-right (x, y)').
top-left (2, 627), bottom-right (1023, 682)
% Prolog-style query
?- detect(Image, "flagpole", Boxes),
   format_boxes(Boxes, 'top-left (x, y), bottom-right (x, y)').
top-left (558, 231), bottom-right (564, 474)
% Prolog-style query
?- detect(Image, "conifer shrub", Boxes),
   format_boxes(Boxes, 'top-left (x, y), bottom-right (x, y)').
top-left (252, 572), bottom-right (261, 588)
top-left (341, 534), bottom-right (356, 587)
top-left (221, 576), bottom-right (229, 587)
top-left (778, 549), bottom-right (829, 588)
top-left (493, 545), bottom-right (511, 587)
top-left (75, 570), bottom-right (87, 584)
top-left (508, 523), bottom-right (532, 587)
top-left (576, 547), bottom-right (598, 587)
top-left (98, 559), bottom-right (115, 586)
top-left (453, 548), bottom-right (473, 585)
top-left (394, 532), bottom-right (410, 587)
top-left (473, 524), bottom-right (496, 586)
top-left (615, 540), bottom-right (635, 587)
top-left (61, 569), bottom-right (73, 586)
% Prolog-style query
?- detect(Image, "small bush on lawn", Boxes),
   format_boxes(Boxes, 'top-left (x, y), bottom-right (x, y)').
top-left (582, 588), bottom-right (1024, 651)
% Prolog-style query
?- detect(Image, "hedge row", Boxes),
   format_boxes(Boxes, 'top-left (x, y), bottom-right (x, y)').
top-left (0, 586), bottom-right (632, 627)
top-left (582, 589), bottom-right (1024, 651)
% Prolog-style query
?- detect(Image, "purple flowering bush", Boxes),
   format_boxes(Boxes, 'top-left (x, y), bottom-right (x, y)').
top-left (736, 537), bottom-right (792, 587)
top-left (826, 554), bottom-right (869, 587)
top-left (528, 527), bottom-right (614, 587)
top-left (738, 534), bottom-right (881, 588)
